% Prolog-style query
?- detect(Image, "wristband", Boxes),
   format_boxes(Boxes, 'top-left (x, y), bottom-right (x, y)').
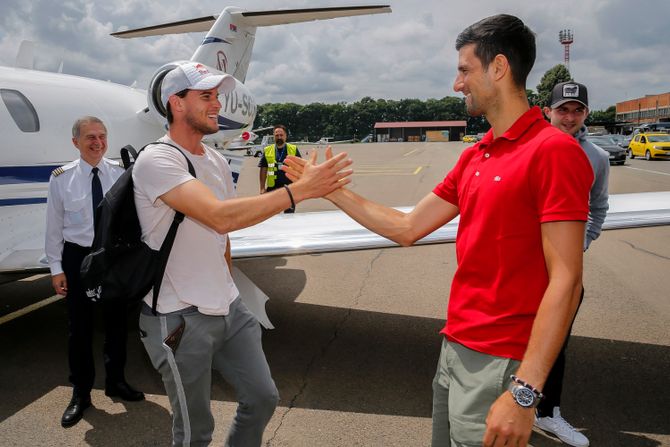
top-left (510, 375), bottom-right (544, 400)
top-left (283, 185), bottom-right (296, 211)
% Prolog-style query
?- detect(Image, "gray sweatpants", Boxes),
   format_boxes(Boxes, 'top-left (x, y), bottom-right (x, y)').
top-left (139, 298), bottom-right (279, 447)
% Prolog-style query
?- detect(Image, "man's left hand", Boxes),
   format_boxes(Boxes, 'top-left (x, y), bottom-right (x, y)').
top-left (483, 392), bottom-right (534, 447)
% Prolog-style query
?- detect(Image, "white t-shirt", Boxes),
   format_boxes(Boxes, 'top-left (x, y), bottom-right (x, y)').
top-left (132, 135), bottom-right (239, 315)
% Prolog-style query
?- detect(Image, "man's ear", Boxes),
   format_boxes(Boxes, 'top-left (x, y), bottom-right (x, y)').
top-left (491, 54), bottom-right (509, 81)
top-left (169, 95), bottom-right (184, 113)
top-left (542, 106), bottom-right (552, 120)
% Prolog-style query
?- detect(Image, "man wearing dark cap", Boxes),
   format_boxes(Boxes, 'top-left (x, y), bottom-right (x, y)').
top-left (540, 81), bottom-right (610, 447)
top-left (132, 61), bottom-right (352, 446)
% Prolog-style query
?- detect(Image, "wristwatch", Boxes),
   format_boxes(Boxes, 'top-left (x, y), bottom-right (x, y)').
top-left (508, 382), bottom-right (540, 408)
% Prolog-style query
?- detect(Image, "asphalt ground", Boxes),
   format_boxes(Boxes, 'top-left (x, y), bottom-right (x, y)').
top-left (1, 142), bottom-right (669, 446)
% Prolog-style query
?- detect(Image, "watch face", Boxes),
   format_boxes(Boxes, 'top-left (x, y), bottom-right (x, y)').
top-left (514, 387), bottom-right (536, 407)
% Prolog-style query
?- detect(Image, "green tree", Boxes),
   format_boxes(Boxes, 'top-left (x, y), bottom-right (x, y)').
top-left (586, 105), bottom-right (616, 126)
top-left (255, 95), bottom-right (480, 140)
top-left (536, 64), bottom-right (572, 107)
top-left (526, 89), bottom-right (540, 108)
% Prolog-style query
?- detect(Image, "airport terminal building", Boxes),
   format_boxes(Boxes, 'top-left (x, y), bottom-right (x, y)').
top-left (616, 92), bottom-right (670, 131)
top-left (373, 121), bottom-right (467, 142)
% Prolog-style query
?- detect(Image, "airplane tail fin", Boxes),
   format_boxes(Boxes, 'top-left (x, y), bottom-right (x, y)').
top-left (15, 40), bottom-right (35, 69)
top-left (112, 5), bottom-right (390, 82)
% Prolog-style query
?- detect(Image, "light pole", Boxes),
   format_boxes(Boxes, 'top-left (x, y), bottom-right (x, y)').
top-left (558, 29), bottom-right (574, 72)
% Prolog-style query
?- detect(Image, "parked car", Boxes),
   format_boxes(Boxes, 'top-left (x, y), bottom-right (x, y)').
top-left (462, 135), bottom-right (478, 143)
top-left (607, 134), bottom-right (626, 147)
top-left (587, 135), bottom-right (627, 165)
top-left (621, 134), bottom-right (634, 148)
top-left (627, 132), bottom-right (670, 160)
top-left (638, 122), bottom-right (670, 133)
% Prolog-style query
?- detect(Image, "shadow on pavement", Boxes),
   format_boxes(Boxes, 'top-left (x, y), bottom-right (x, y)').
top-left (1, 259), bottom-right (668, 447)
top-left (82, 400), bottom-right (171, 447)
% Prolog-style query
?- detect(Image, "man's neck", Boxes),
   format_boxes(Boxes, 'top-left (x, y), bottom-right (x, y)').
top-left (486, 88), bottom-right (531, 139)
top-left (167, 126), bottom-right (205, 155)
top-left (80, 157), bottom-right (101, 168)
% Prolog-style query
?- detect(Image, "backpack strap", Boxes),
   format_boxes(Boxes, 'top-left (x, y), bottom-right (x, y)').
top-left (120, 145), bottom-right (139, 169)
top-left (140, 141), bottom-right (197, 315)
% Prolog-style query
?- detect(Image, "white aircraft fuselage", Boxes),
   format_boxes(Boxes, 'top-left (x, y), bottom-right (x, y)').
top-left (0, 5), bottom-right (392, 273)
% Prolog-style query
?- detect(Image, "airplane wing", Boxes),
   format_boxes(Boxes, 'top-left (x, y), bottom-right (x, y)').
top-left (2, 191), bottom-right (669, 273)
top-left (230, 191), bottom-right (670, 258)
top-left (2, 191), bottom-right (669, 330)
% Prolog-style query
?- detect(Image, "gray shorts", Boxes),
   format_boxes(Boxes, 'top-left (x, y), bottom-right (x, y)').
top-left (431, 338), bottom-right (520, 447)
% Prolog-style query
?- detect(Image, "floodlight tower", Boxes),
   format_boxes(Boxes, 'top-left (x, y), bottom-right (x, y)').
top-left (558, 29), bottom-right (574, 71)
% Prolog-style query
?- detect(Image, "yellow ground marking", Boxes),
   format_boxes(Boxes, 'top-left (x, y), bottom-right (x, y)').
top-left (0, 294), bottom-right (63, 326)
top-left (351, 165), bottom-right (425, 176)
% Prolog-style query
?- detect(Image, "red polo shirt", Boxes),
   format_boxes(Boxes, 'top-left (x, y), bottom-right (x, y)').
top-left (433, 107), bottom-right (593, 360)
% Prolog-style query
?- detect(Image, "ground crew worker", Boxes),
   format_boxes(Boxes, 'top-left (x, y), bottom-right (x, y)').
top-left (258, 124), bottom-right (302, 212)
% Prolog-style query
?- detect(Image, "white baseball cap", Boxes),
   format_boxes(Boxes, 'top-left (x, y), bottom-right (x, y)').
top-left (161, 62), bottom-right (235, 108)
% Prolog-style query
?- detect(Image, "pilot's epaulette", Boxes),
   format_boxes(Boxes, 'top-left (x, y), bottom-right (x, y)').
top-left (51, 167), bottom-right (65, 177)
top-left (51, 161), bottom-right (76, 178)
top-left (105, 158), bottom-right (121, 167)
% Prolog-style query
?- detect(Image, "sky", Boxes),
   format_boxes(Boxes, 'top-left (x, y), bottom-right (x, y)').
top-left (0, 0), bottom-right (668, 111)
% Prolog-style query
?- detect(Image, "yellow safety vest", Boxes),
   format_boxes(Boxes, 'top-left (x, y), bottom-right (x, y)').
top-left (264, 143), bottom-right (297, 188)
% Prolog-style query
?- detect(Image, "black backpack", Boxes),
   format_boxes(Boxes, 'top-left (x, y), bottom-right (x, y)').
top-left (80, 142), bottom-right (195, 314)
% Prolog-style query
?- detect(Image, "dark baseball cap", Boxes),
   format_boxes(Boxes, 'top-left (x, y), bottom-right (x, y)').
top-left (549, 81), bottom-right (588, 108)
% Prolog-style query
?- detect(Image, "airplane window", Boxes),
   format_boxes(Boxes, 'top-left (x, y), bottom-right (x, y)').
top-left (0, 89), bottom-right (40, 132)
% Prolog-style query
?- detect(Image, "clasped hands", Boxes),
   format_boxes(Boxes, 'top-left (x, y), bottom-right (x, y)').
top-left (282, 146), bottom-right (352, 200)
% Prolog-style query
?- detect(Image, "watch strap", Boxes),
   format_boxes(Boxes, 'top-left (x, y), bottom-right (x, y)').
top-left (510, 374), bottom-right (544, 400)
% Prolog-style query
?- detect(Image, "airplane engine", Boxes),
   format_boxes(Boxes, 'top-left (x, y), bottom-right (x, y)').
top-left (146, 61), bottom-right (257, 147)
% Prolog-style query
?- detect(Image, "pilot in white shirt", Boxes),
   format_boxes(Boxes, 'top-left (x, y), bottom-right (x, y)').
top-left (45, 116), bottom-right (143, 429)
top-left (45, 156), bottom-right (123, 274)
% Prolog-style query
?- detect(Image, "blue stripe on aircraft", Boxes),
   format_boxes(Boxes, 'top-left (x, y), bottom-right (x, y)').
top-left (0, 165), bottom-right (59, 185)
top-left (202, 37), bottom-right (231, 45)
top-left (218, 116), bottom-right (247, 130)
top-left (0, 197), bottom-right (48, 206)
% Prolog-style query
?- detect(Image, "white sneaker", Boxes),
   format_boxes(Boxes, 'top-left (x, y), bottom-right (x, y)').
top-left (534, 407), bottom-right (589, 447)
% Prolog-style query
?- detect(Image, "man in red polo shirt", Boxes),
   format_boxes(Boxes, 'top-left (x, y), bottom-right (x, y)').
top-left (284, 14), bottom-right (593, 447)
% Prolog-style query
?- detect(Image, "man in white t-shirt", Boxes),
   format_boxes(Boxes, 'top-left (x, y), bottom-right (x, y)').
top-left (133, 62), bottom-right (352, 447)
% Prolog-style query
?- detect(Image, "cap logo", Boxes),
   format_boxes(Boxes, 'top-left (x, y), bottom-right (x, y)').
top-left (194, 63), bottom-right (209, 75)
top-left (562, 84), bottom-right (579, 98)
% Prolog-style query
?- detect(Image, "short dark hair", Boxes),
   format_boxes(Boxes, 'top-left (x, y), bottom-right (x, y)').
top-left (455, 14), bottom-right (536, 88)
top-left (273, 124), bottom-right (287, 134)
top-left (166, 89), bottom-right (189, 124)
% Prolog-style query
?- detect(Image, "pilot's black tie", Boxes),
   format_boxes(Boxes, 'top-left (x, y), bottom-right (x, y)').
top-left (91, 167), bottom-right (103, 222)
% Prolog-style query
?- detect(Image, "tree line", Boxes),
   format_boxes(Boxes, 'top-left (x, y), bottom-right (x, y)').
top-left (255, 65), bottom-right (615, 141)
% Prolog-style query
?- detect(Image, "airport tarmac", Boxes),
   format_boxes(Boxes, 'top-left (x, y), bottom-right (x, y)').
top-left (1, 142), bottom-right (669, 446)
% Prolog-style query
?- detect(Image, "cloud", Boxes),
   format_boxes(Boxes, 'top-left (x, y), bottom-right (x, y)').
top-left (0, 0), bottom-right (668, 111)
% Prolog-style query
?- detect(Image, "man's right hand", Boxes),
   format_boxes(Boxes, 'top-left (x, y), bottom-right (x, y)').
top-left (286, 148), bottom-right (352, 202)
top-left (52, 273), bottom-right (68, 297)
